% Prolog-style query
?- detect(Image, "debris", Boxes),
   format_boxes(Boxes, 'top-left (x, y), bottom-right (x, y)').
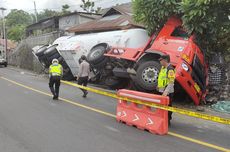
top-left (211, 101), bottom-right (230, 114)
top-left (196, 106), bottom-right (205, 112)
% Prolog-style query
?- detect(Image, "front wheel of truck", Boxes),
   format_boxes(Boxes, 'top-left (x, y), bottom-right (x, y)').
top-left (134, 61), bottom-right (161, 91)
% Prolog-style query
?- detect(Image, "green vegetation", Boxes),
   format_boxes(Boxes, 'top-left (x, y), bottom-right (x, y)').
top-left (133, 0), bottom-right (230, 57)
top-left (80, 0), bottom-right (101, 13)
top-left (4, 4), bottom-right (69, 42)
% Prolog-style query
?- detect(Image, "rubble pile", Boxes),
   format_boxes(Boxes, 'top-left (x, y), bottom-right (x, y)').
top-left (206, 53), bottom-right (230, 104)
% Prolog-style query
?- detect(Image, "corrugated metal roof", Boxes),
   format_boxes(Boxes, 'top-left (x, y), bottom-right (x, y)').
top-left (26, 12), bottom-right (101, 29)
top-left (67, 3), bottom-right (144, 33)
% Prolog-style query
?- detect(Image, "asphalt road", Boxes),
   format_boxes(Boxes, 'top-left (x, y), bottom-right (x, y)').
top-left (0, 67), bottom-right (229, 152)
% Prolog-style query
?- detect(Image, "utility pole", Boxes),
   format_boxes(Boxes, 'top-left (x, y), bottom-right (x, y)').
top-left (0, 7), bottom-right (7, 60)
top-left (34, 1), bottom-right (38, 22)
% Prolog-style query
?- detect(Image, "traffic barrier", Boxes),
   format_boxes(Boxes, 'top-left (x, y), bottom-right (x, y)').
top-left (116, 89), bottom-right (169, 135)
top-left (61, 80), bottom-right (230, 125)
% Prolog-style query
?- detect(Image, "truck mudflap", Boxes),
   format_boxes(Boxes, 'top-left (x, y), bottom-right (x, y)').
top-left (175, 61), bottom-right (204, 105)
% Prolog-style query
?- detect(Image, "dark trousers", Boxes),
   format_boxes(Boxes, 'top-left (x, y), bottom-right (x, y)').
top-left (77, 76), bottom-right (88, 94)
top-left (168, 93), bottom-right (174, 121)
top-left (49, 76), bottom-right (61, 97)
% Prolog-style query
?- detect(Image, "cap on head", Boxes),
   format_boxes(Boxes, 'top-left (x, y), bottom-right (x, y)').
top-left (159, 55), bottom-right (170, 62)
top-left (81, 55), bottom-right (87, 60)
top-left (52, 58), bottom-right (59, 64)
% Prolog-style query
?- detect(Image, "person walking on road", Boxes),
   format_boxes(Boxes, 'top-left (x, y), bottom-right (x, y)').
top-left (157, 55), bottom-right (175, 125)
top-left (49, 58), bottom-right (63, 100)
top-left (77, 55), bottom-right (90, 98)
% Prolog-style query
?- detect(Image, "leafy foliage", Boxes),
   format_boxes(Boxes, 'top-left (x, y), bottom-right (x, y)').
top-left (37, 9), bottom-right (60, 21)
top-left (80, 0), bottom-right (101, 13)
top-left (6, 9), bottom-right (32, 28)
top-left (133, 0), bottom-right (182, 33)
top-left (180, 0), bottom-right (230, 55)
top-left (7, 24), bottom-right (26, 42)
top-left (5, 9), bottom-right (32, 41)
top-left (132, 0), bottom-right (230, 56)
top-left (62, 4), bottom-right (71, 15)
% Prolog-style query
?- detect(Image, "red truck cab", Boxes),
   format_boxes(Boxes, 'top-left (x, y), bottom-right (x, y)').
top-left (150, 17), bottom-right (208, 105)
top-left (89, 17), bottom-right (208, 105)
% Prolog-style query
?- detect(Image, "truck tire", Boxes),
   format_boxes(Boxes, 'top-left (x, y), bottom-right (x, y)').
top-left (38, 55), bottom-right (49, 68)
top-left (135, 61), bottom-right (161, 91)
top-left (47, 53), bottom-right (61, 63)
top-left (58, 56), bottom-right (64, 63)
top-left (44, 44), bottom-right (58, 57)
top-left (87, 43), bottom-right (109, 64)
top-left (35, 45), bottom-right (48, 57)
top-left (4, 62), bottom-right (7, 67)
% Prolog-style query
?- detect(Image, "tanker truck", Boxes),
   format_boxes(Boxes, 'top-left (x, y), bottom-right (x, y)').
top-left (33, 17), bottom-right (208, 105)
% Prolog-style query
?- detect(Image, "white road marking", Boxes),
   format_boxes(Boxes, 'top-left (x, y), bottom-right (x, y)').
top-left (132, 114), bottom-right (139, 121)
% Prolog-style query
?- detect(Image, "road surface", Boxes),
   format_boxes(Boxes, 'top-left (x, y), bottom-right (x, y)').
top-left (0, 67), bottom-right (229, 152)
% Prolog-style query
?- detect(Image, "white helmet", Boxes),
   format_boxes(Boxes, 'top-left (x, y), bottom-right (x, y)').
top-left (52, 58), bottom-right (59, 64)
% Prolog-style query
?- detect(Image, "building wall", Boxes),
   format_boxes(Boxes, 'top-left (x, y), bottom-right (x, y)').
top-left (59, 14), bottom-right (79, 31)
top-left (79, 16), bottom-right (94, 24)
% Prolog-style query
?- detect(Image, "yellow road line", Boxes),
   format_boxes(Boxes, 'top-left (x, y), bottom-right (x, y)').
top-left (0, 77), bottom-right (115, 118)
top-left (1, 76), bottom-right (229, 152)
top-left (61, 80), bottom-right (230, 125)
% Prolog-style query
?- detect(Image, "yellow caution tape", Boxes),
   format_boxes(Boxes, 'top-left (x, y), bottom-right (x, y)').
top-left (61, 80), bottom-right (230, 125)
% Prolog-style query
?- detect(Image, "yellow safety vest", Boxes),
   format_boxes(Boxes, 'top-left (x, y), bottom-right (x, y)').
top-left (157, 66), bottom-right (175, 89)
top-left (49, 64), bottom-right (62, 76)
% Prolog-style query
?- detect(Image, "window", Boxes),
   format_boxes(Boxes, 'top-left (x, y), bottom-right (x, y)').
top-left (171, 26), bottom-right (189, 39)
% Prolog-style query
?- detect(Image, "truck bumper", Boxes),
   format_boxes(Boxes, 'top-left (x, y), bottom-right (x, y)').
top-left (176, 67), bottom-right (203, 105)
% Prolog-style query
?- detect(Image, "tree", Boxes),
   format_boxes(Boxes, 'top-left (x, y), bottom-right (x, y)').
top-left (7, 24), bottom-right (26, 42)
top-left (6, 9), bottom-right (32, 28)
top-left (37, 9), bottom-right (60, 21)
top-left (180, 0), bottom-right (230, 55)
top-left (62, 4), bottom-right (71, 15)
top-left (80, 0), bottom-right (101, 13)
top-left (133, 0), bottom-right (230, 57)
top-left (5, 9), bottom-right (32, 41)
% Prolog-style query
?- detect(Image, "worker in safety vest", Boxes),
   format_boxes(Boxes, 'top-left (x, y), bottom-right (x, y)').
top-left (158, 55), bottom-right (175, 125)
top-left (49, 58), bottom-right (63, 100)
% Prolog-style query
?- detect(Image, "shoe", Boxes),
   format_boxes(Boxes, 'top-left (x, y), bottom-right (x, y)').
top-left (53, 95), bottom-right (58, 100)
top-left (82, 91), bottom-right (88, 98)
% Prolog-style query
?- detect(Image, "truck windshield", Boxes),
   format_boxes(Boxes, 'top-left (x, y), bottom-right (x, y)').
top-left (171, 26), bottom-right (189, 39)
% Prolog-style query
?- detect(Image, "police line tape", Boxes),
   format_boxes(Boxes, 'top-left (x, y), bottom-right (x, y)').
top-left (61, 80), bottom-right (230, 125)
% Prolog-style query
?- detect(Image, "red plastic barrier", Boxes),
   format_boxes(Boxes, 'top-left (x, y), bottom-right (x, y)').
top-left (116, 89), bottom-right (169, 135)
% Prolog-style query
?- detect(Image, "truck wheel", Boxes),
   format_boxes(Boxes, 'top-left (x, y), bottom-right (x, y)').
top-left (47, 53), bottom-right (61, 63)
top-left (37, 55), bottom-right (49, 68)
top-left (44, 44), bottom-right (58, 57)
top-left (4, 63), bottom-right (7, 67)
top-left (135, 61), bottom-right (161, 91)
top-left (87, 43), bottom-right (109, 64)
top-left (35, 45), bottom-right (48, 57)
top-left (58, 56), bottom-right (64, 63)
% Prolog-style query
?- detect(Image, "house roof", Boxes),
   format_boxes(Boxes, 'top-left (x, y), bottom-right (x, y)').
top-left (26, 12), bottom-right (101, 31)
top-left (59, 11), bottom-right (101, 19)
top-left (67, 3), bottom-right (144, 33)
top-left (0, 39), bottom-right (17, 50)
